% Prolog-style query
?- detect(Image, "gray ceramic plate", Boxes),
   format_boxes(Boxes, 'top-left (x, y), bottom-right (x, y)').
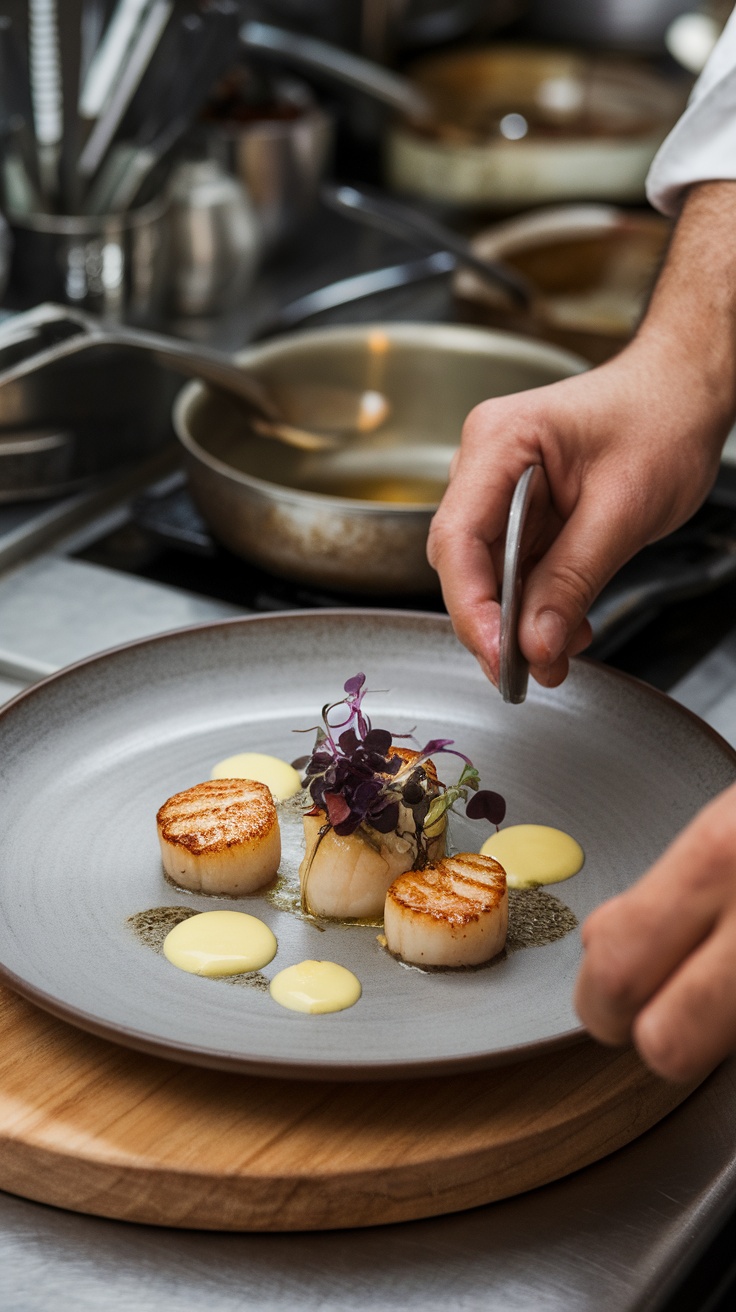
top-left (0, 612), bottom-right (734, 1081)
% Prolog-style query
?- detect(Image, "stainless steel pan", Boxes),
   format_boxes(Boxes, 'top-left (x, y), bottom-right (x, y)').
top-left (173, 322), bottom-right (586, 594)
top-left (386, 46), bottom-right (686, 209)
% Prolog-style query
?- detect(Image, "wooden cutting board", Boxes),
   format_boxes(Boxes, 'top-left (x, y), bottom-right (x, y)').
top-left (0, 984), bottom-right (699, 1231)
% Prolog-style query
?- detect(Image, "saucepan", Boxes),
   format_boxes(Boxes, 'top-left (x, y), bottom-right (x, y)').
top-left (385, 45), bottom-right (686, 208)
top-left (173, 322), bottom-right (586, 595)
top-left (242, 26), bottom-right (686, 210)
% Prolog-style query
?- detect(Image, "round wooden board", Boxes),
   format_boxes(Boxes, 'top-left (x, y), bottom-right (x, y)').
top-left (0, 985), bottom-right (700, 1231)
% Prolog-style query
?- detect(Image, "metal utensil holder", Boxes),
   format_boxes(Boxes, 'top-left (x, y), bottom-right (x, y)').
top-left (5, 192), bottom-right (170, 325)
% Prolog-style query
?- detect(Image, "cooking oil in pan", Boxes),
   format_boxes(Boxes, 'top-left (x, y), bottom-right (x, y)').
top-left (305, 472), bottom-right (448, 504)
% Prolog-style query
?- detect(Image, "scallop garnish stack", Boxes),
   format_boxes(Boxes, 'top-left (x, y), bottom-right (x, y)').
top-left (296, 673), bottom-right (506, 926)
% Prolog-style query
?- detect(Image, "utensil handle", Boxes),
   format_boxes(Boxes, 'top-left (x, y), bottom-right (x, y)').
top-left (89, 319), bottom-right (279, 419)
top-left (240, 20), bottom-right (433, 122)
top-left (322, 184), bottom-right (533, 309)
top-left (258, 252), bottom-right (455, 336)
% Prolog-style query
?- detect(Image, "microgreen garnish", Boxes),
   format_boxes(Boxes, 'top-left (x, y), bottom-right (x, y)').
top-left (296, 673), bottom-right (506, 850)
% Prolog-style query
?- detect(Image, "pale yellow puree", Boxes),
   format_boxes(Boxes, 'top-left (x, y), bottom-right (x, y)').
top-left (481, 824), bottom-right (584, 889)
top-left (163, 910), bottom-right (277, 976)
top-left (270, 960), bottom-right (362, 1014)
top-left (210, 752), bottom-right (301, 800)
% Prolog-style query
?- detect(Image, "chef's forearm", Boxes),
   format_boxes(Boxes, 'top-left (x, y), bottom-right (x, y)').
top-left (634, 180), bottom-right (736, 444)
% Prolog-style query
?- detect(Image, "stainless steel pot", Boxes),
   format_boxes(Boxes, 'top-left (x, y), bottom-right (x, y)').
top-left (173, 322), bottom-right (585, 594)
top-left (4, 194), bottom-right (170, 325)
top-left (203, 78), bottom-right (334, 252)
top-left (386, 46), bottom-right (685, 209)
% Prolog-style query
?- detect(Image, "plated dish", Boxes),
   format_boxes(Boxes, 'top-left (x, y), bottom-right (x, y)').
top-left (0, 612), bottom-right (733, 1080)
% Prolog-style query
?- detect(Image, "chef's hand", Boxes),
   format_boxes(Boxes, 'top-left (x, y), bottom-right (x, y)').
top-left (575, 780), bottom-right (736, 1082)
top-left (428, 182), bottom-right (736, 688)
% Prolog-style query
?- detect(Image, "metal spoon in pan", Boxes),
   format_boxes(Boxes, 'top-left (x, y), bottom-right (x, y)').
top-left (0, 305), bottom-right (387, 454)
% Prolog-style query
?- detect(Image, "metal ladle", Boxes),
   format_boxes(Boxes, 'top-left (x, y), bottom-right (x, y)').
top-left (0, 305), bottom-right (386, 453)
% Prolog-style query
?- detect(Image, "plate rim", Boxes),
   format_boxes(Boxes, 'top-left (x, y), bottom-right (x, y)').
top-left (1, 608), bottom-right (734, 1082)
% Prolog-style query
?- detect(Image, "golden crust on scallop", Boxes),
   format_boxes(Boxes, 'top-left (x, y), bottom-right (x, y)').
top-left (387, 746), bottom-right (439, 783)
top-left (156, 779), bottom-right (277, 855)
top-left (386, 854), bottom-right (506, 926)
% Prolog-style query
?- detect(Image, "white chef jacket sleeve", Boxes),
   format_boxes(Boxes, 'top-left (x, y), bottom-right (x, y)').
top-left (647, 5), bottom-right (736, 215)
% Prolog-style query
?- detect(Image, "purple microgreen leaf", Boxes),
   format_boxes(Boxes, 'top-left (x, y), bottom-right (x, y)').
top-left (369, 801), bottom-right (400, 834)
top-left (466, 790), bottom-right (506, 825)
top-left (291, 756), bottom-right (310, 770)
top-left (353, 779), bottom-right (382, 811)
top-left (343, 673), bottom-right (366, 695)
top-left (363, 727), bottom-right (392, 755)
top-left (324, 791), bottom-right (352, 828)
top-left (333, 814), bottom-right (363, 837)
top-left (338, 728), bottom-right (359, 755)
top-left (420, 737), bottom-right (455, 755)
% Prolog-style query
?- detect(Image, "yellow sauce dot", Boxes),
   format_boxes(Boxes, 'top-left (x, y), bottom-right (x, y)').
top-left (210, 752), bottom-right (301, 800)
top-left (163, 910), bottom-right (277, 977)
top-left (269, 960), bottom-right (362, 1014)
top-left (480, 824), bottom-right (584, 889)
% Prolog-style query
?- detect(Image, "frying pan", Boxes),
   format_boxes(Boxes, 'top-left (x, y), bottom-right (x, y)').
top-left (453, 204), bottom-right (671, 364)
top-left (173, 322), bottom-right (586, 595)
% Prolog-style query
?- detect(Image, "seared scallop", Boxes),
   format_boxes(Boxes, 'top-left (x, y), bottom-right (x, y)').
top-left (299, 812), bottom-right (445, 920)
top-left (383, 853), bottom-right (507, 967)
top-left (157, 779), bottom-right (280, 895)
top-left (299, 748), bottom-right (445, 920)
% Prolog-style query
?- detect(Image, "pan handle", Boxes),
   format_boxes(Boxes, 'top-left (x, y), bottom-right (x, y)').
top-left (240, 21), bottom-right (434, 123)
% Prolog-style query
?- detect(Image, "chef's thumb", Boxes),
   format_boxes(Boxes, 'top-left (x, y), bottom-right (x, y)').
top-left (518, 501), bottom-right (630, 668)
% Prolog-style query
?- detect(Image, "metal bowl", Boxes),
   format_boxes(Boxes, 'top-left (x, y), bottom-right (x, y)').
top-left (173, 323), bottom-right (585, 594)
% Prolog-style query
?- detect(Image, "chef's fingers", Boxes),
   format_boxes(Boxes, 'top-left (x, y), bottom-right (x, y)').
top-left (429, 486), bottom-right (588, 688)
top-left (518, 476), bottom-right (640, 673)
top-left (574, 794), bottom-right (735, 1045)
top-left (528, 618), bottom-right (592, 688)
top-left (632, 917), bottom-right (736, 1082)
top-left (428, 525), bottom-right (501, 684)
top-left (430, 453), bottom-right (561, 682)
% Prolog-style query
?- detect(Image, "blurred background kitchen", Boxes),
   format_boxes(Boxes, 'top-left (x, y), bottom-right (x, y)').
top-left (4, 1), bottom-right (736, 660)
top-left (3, 5), bottom-right (736, 1310)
